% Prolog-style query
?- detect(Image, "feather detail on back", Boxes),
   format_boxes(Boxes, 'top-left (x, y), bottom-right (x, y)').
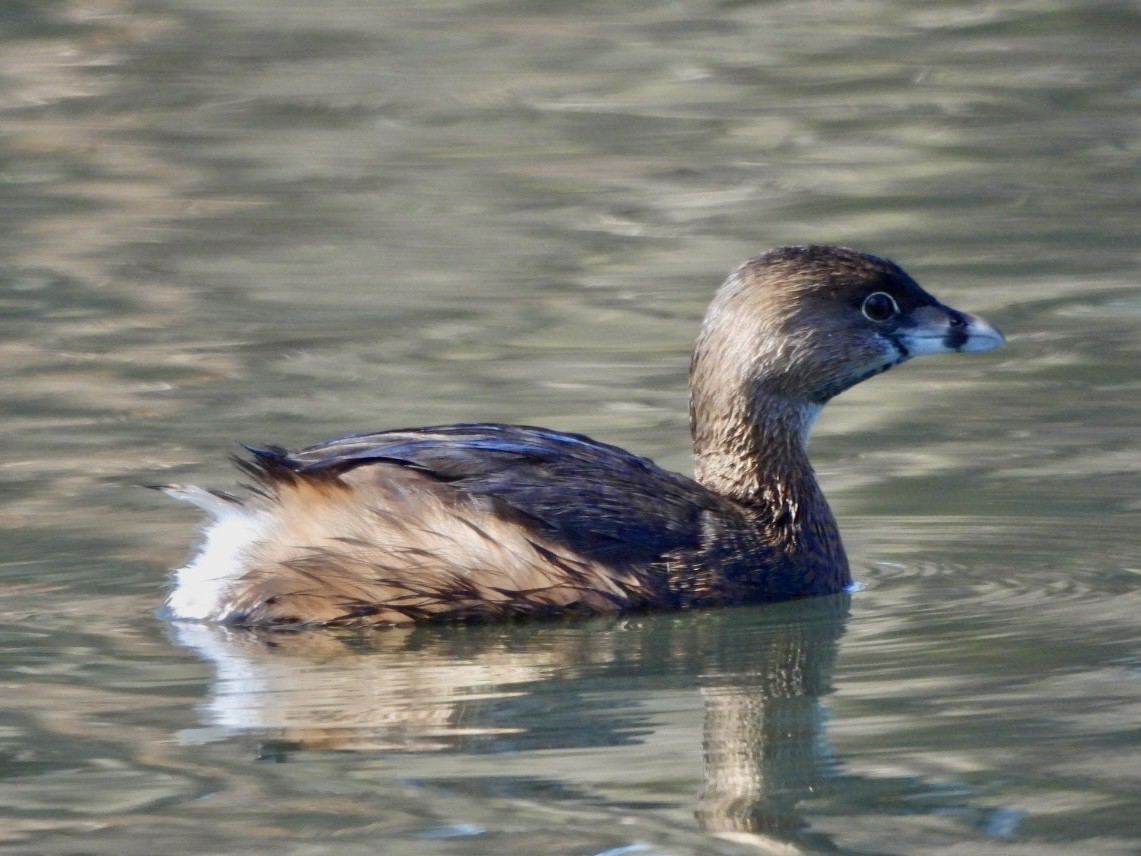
top-left (240, 472), bottom-right (656, 624)
top-left (162, 427), bottom-right (693, 626)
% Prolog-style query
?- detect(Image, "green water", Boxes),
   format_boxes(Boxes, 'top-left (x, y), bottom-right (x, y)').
top-left (0, 1), bottom-right (1137, 853)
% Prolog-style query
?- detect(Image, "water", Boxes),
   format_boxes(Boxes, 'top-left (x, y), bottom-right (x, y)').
top-left (0, 0), bottom-right (1137, 853)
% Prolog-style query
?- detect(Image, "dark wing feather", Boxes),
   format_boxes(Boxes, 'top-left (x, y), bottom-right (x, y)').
top-left (260, 423), bottom-right (731, 566)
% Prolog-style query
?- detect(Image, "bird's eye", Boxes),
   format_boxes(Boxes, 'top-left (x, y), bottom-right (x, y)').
top-left (861, 291), bottom-right (900, 322)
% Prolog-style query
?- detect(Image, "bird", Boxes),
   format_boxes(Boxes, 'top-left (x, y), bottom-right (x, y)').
top-left (158, 245), bottom-right (1004, 627)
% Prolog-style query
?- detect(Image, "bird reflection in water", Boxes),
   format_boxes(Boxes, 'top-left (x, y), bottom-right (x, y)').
top-left (694, 597), bottom-right (844, 851)
top-left (171, 596), bottom-right (1014, 852)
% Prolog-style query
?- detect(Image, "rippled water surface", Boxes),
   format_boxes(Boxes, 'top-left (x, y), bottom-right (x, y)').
top-left (1, 1), bottom-right (1138, 853)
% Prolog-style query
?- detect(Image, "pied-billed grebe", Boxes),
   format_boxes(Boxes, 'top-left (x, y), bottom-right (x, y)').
top-left (160, 246), bottom-right (1004, 626)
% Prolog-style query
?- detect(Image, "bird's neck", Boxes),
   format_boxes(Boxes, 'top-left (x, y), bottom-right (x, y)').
top-left (691, 389), bottom-right (843, 570)
top-left (693, 392), bottom-right (820, 504)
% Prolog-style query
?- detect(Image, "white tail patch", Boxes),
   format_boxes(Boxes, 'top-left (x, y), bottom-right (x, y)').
top-left (160, 485), bottom-right (239, 518)
top-left (160, 471), bottom-right (645, 626)
top-left (161, 486), bottom-right (270, 622)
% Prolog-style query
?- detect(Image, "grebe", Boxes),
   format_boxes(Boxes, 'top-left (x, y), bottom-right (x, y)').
top-left (160, 246), bottom-right (1004, 626)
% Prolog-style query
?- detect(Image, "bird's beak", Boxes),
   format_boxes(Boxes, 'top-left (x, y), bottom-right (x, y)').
top-left (898, 305), bottom-right (1006, 357)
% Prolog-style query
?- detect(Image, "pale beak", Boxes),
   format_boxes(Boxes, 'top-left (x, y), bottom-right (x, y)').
top-left (898, 305), bottom-right (1006, 357)
top-left (953, 311), bottom-right (1006, 352)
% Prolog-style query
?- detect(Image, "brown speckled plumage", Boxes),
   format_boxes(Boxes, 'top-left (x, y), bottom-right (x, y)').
top-left (162, 246), bottom-right (1004, 626)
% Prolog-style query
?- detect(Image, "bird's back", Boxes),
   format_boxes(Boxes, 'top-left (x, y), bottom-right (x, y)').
top-left (166, 424), bottom-right (768, 626)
